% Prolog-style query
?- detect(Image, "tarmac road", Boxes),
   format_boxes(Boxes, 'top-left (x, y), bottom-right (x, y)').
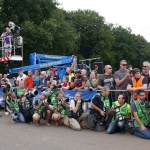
top-left (0, 113), bottom-right (150, 150)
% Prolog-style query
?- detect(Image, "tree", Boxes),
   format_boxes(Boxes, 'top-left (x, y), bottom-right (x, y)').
top-left (1, 1), bottom-right (150, 72)
top-left (110, 25), bottom-right (150, 69)
top-left (0, 0), bottom-right (78, 66)
top-left (65, 9), bottom-right (106, 59)
top-left (0, 0), bottom-right (58, 25)
top-left (132, 34), bottom-right (150, 68)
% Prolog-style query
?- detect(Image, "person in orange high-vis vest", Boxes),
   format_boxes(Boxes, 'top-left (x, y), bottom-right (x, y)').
top-left (127, 68), bottom-right (147, 100)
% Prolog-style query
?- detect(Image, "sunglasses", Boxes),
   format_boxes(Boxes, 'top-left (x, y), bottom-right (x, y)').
top-left (143, 66), bottom-right (148, 68)
top-left (122, 64), bottom-right (127, 66)
top-left (108, 68), bottom-right (112, 69)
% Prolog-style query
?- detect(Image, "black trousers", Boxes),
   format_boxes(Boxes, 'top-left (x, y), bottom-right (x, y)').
top-left (21, 109), bottom-right (34, 123)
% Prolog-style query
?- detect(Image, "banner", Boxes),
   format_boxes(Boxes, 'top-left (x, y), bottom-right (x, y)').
top-left (0, 87), bottom-right (4, 98)
top-left (0, 88), bottom-right (97, 102)
top-left (62, 90), bottom-right (97, 100)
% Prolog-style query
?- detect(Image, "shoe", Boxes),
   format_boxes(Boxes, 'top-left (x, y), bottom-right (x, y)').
top-left (80, 125), bottom-right (87, 129)
top-left (12, 119), bottom-right (16, 123)
top-left (36, 120), bottom-right (40, 126)
top-left (5, 112), bottom-right (9, 115)
top-left (130, 128), bottom-right (135, 135)
top-left (65, 123), bottom-right (70, 128)
top-left (49, 119), bottom-right (52, 124)
top-left (0, 115), bottom-right (2, 117)
top-left (55, 122), bottom-right (59, 126)
top-left (46, 122), bottom-right (51, 126)
top-left (128, 121), bottom-right (134, 128)
top-left (120, 131), bottom-right (126, 134)
top-left (105, 126), bottom-right (108, 130)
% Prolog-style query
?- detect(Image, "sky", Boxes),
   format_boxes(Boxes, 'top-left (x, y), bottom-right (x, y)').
top-left (57, 0), bottom-right (150, 42)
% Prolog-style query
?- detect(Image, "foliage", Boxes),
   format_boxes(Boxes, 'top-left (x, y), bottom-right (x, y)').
top-left (0, 1), bottom-right (150, 73)
top-left (0, 0), bottom-right (78, 68)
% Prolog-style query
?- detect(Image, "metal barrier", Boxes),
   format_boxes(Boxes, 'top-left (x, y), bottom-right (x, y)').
top-left (0, 36), bottom-right (23, 61)
top-left (96, 90), bottom-right (150, 105)
top-left (0, 87), bottom-right (149, 106)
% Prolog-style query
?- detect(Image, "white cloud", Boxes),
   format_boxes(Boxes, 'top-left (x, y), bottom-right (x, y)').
top-left (57, 0), bottom-right (150, 41)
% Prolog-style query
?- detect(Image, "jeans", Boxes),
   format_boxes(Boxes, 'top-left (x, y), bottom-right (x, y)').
top-left (11, 112), bottom-right (25, 123)
top-left (134, 127), bottom-right (150, 139)
top-left (107, 120), bottom-right (127, 134)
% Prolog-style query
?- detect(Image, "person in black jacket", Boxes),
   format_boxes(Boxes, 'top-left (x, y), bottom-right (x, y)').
top-left (88, 86), bottom-right (110, 131)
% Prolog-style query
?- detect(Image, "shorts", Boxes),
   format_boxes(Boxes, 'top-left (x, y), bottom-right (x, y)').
top-left (33, 113), bottom-right (40, 118)
top-left (52, 113), bottom-right (61, 119)
top-left (5, 48), bottom-right (11, 53)
top-left (48, 105), bottom-right (54, 110)
top-left (4, 44), bottom-right (12, 53)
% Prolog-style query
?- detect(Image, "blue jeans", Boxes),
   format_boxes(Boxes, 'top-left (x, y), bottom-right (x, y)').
top-left (134, 127), bottom-right (150, 139)
top-left (107, 120), bottom-right (127, 134)
top-left (11, 112), bottom-right (25, 123)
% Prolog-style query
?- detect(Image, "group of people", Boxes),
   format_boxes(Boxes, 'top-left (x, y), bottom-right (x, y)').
top-left (0, 59), bottom-right (150, 140)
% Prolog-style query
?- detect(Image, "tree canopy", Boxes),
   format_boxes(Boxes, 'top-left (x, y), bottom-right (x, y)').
top-left (0, 0), bottom-right (150, 72)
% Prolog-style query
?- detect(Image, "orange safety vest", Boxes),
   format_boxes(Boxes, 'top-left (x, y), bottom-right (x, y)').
top-left (132, 76), bottom-right (148, 99)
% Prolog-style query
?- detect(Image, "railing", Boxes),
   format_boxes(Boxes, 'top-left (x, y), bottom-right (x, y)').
top-left (0, 86), bottom-right (149, 105)
top-left (0, 36), bottom-right (23, 58)
top-left (97, 90), bottom-right (150, 104)
top-left (0, 38), bottom-right (5, 57)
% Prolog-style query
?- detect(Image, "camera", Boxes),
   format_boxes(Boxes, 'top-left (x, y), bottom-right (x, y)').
top-left (53, 84), bottom-right (62, 89)
top-left (99, 108), bottom-right (106, 126)
top-left (41, 88), bottom-right (45, 92)
top-left (88, 86), bottom-right (93, 91)
top-left (28, 89), bottom-right (38, 96)
top-left (72, 55), bottom-right (77, 59)
top-left (95, 65), bottom-right (98, 69)
top-left (0, 84), bottom-right (5, 88)
top-left (42, 99), bottom-right (47, 104)
top-left (145, 101), bottom-right (150, 108)
top-left (12, 109), bottom-right (18, 116)
top-left (99, 114), bottom-right (107, 126)
top-left (38, 110), bottom-right (43, 119)
top-left (113, 106), bottom-right (124, 121)
top-left (8, 21), bottom-right (20, 35)
top-left (14, 112), bottom-right (18, 116)
top-left (81, 99), bottom-right (91, 103)
top-left (59, 97), bottom-right (69, 103)
top-left (145, 121), bottom-right (150, 127)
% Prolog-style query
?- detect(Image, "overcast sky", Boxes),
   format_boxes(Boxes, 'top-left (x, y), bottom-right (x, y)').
top-left (57, 0), bottom-right (150, 42)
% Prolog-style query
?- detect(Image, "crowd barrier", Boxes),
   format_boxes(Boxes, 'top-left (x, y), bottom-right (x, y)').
top-left (0, 87), bottom-right (150, 107)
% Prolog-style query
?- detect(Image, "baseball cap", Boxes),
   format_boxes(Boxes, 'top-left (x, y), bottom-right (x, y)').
top-left (41, 71), bottom-right (46, 75)
top-left (50, 68), bottom-right (56, 73)
top-left (41, 91), bottom-right (48, 98)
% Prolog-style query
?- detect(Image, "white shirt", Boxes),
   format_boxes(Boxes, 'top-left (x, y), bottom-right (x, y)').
top-left (69, 100), bottom-right (86, 112)
top-left (17, 74), bottom-right (26, 81)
